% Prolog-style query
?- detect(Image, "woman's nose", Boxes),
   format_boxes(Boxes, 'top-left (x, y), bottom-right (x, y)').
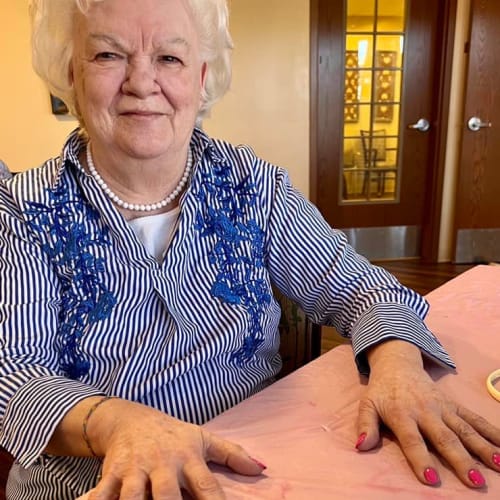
top-left (121, 58), bottom-right (159, 97)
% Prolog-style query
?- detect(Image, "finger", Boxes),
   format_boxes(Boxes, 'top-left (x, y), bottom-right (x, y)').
top-left (118, 470), bottom-right (150, 499)
top-left (458, 406), bottom-right (500, 447)
top-left (150, 468), bottom-right (182, 500)
top-left (87, 472), bottom-right (121, 500)
top-left (420, 413), bottom-right (487, 488)
top-left (182, 461), bottom-right (225, 500)
top-left (205, 433), bottom-right (266, 476)
top-left (445, 410), bottom-right (500, 473)
top-left (387, 416), bottom-right (442, 486)
top-left (356, 397), bottom-right (381, 451)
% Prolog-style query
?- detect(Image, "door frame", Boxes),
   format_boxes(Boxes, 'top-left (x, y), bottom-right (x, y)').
top-left (309, 0), bottom-right (458, 262)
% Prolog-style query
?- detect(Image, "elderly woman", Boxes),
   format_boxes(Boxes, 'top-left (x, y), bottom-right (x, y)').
top-left (0, 0), bottom-right (498, 498)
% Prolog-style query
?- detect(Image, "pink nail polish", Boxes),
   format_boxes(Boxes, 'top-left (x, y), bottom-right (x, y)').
top-left (355, 432), bottom-right (367, 449)
top-left (493, 453), bottom-right (500, 467)
top-left (424, 467), bottom-right (440, 485)
top-left (251, 457), bottom-right (267, 470)
top-left (468, 469), bottom-right (486, 487)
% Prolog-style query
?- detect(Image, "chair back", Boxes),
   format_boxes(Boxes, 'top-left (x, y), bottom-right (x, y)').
top-left (0, 160), bottom-right (11, 181)
top-left (360, 129), bottom-right (387, 165)
top-left (0, 447), bottom-right (13, 500)
top-left (274, 288), bottom-right (322, 378)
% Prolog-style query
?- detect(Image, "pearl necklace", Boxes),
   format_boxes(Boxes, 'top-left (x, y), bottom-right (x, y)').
top-left (86, 142), bottom-right (192, 212)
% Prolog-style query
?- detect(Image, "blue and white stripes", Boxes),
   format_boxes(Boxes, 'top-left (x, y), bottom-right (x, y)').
top-left (0, 128), bottom-right (454, 498)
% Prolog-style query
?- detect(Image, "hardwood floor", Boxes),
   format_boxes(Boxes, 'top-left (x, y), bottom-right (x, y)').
top-left (372, 259), bottom-right (476, 297)
top-left (321, 259), bottom-right (476, 353)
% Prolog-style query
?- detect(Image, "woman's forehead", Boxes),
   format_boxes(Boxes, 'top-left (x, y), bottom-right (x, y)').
top-left (76, 0), bottom-right (196, 34)
top-left (74, 0), bottom-right (199, 49)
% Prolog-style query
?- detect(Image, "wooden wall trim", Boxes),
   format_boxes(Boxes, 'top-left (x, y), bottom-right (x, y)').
top-left (309, 0), bottom-right (319, 204)
top-left (421, 0), bottom-right (458, 262)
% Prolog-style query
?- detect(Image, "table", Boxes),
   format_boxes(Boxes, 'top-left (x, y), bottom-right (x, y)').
top-left (205, 265), bottom-right (500, 498)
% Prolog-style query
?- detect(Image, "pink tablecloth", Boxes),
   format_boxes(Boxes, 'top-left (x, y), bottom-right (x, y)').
top-left (205, 265), bottom-right (500, 499)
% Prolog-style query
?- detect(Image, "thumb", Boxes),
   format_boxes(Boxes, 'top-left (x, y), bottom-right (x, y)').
top-left (356, 397), bottom-right (381, 451)
top-left (205, 432), bottom-right (267, 476)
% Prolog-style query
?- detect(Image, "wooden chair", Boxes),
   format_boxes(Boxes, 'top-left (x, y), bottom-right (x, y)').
top-left (0, 447), bottom-right (13, 500)
top-left (0, 160), bottom-right (11, 181)
top-left (275, 288), bottom-right (322, 377)
top-left (360, 129), bottom-right (397, 197)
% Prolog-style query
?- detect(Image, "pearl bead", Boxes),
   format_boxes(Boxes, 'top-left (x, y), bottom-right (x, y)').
top-left (86, 142), bottom-right (192, 212)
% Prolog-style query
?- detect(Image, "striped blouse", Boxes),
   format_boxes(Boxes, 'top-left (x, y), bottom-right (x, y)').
top-left (0, 128), bottom-right (454, 499)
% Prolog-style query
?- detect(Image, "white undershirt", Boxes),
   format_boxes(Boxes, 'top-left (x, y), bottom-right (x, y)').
top-left (128, 207), bottom-right (180, 262)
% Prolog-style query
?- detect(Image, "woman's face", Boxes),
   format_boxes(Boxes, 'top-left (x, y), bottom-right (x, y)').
top-left (71, 0), bottom-right (207, 162)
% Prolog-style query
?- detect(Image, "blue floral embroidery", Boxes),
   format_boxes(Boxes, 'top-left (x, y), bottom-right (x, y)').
top-left (194, 159), bottom-right (271, 365)
top-left (25, 182), bottom-right (116, 379)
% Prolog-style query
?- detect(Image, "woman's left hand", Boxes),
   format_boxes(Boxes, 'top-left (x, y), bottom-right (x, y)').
top-left (356, 340), bottom-right (500, 488)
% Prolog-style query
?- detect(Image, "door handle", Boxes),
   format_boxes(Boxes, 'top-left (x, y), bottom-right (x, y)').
top-left (407, 118), bottom-right (430, 132)
top-left (467, 116), bottom-right (492, 132)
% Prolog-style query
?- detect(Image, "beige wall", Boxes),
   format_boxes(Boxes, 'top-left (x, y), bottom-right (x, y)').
top-left (0, 3), bottom-right (77, 172)
top-left (1, 1), bottom-right (310, 196)
top-left (203, 0), bottom-right (310, 196)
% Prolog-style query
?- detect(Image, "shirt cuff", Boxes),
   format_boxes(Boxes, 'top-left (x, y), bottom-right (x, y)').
top-left (0, 376), bottom-right (104, 467)
top-left (351, 303), bottom-right (456, 376)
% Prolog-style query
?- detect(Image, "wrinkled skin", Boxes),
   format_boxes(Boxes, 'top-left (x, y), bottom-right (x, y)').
top-left (77, 399), bottom-right (265, 499)
top-left (357, 340), bottom-right (500, 488)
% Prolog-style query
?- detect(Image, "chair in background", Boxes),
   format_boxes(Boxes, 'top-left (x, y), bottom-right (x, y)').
top-left (0, 160), bottom-right (11, 181)
top-left (360, 129), bottom-right (397, 197)
top-left (275, 287), bottom-right (322, 378)
top-left (0, 447), bottom-right (13, 500)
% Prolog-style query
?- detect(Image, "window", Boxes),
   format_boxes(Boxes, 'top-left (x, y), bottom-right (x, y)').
top-left (341, 0), bottom-right (406, 203)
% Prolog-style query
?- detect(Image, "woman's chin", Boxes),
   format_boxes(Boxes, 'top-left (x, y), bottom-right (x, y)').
top-left (110, 134), bottom-right (180, 161)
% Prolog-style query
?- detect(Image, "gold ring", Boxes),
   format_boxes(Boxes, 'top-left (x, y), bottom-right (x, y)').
top-left (486, 369), bottom-right (500, 402)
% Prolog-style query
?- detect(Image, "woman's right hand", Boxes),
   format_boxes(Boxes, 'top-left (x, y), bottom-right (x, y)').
top-left (81, 398), bottom-right (266, 499)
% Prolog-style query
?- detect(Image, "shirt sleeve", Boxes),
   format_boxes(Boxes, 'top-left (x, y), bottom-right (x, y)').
top-left (265, 168), bottom-right (455, 375)
top-left (0, 184), bottom-right (103, 467)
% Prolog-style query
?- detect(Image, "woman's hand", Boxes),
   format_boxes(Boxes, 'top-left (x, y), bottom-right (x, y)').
top-left (81, 398), bottom-right (266, 499)
top-left (356, 340), bottom-right (500, 488)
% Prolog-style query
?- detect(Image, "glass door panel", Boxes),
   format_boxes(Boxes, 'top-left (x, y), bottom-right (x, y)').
top-left (341, 0), bottom-right (406, 203)
top-left (346, 0), bottom-right (375, 32)
top-left (345, 35), bottom-right (374, 68)
top-left (378, 0), bottom-right (406, 32)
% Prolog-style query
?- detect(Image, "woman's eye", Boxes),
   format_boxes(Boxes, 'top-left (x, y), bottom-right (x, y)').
top-left (159, 55), bottom-right (182, 64)
top-left (95, 52), bottom-right (120, 61)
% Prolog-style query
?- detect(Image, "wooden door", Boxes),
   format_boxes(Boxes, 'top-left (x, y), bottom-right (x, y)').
top-left (453, 0), bottom-right (500, 263)
top-left (310, 0), bottom-right (455, 260)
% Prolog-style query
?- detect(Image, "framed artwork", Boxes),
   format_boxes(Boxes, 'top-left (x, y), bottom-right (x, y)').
top-left (344, 51), bottom-right (359, 123)
top-left (50, 94), bottom-right (69, 115)
top-left (374, 50), bottom-right (396, 122)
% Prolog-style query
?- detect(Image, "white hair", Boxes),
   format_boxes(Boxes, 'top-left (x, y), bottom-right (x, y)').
top-left (29, 0), bottom-right (233, 126)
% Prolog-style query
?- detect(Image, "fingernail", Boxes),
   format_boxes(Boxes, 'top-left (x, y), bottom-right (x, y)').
top-left (423, 467), bottom-right (440, 486)
top-left (250, 457), bottom-right (267, 470)
top-left (468, 469), bottom-right (486, 487)
top-left (355, 432), bottom-right (367, 449)
top-left (493, 452), bottom-right (500, 467)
